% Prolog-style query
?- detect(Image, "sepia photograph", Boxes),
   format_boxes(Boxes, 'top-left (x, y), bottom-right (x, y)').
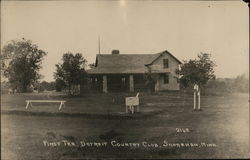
top-left (1, 0), bottom-right (249, 159)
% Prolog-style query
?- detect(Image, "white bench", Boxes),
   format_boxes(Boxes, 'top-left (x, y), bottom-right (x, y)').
top-left (25, 100), bottom-right (66, 110)
top-left (125, 93), bottom-right (139, 114)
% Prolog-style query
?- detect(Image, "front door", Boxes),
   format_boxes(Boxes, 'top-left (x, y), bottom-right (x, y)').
top-left (107, 75), bottom-right (129, 92)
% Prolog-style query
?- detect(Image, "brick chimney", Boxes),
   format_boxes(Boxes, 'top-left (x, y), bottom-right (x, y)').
top-left (112, 50), bottom-right (120, 55)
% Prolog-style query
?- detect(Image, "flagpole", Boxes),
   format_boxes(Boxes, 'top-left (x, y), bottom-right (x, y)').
top-left (98, 35), bottom-right (101, 54)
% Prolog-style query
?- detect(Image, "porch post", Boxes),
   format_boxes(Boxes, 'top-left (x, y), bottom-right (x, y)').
top-left (155, 78), bottom-right (160, 92)
top-left (103, 75), bottom-right (107, 93)
top-left (129, 75), bottom-right (134, 92)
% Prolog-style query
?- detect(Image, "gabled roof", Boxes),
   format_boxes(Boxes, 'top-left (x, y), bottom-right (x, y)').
top-left (87, 50), bottom-right (182, 74)
top-left (146, 50), bottom-right (182, 65)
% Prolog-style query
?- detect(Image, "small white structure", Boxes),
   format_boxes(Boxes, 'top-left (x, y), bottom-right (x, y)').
top-left (125, 92), bottom-right (139, 114)
top-left (25, 100), bottom-right (66, 110)
top-left (193, 84), bottom-right (201, 110)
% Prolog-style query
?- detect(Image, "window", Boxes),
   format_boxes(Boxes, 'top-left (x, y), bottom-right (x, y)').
top-left (163, 59), bottom-right (169, 68)
top-left (122, 77), bottom-right (126, 84)
top-left (164, 74), bottom-right (169, 84)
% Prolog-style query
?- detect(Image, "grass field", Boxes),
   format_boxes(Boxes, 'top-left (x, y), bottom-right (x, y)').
top-left (1, 91), bottom-right (249, 159)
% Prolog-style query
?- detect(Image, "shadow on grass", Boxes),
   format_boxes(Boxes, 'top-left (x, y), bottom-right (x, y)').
top-left (1, 109), bottom-right (165, 120)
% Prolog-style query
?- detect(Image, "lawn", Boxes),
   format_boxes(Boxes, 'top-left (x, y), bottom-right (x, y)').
top-left (1, 91), bottom-right (249, 159)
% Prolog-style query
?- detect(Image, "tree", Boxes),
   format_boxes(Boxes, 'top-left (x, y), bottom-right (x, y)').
top-left (144, 67), bottom-right (160, 92)
top-left (55, 79), bottom-right (66, 92)
top-left (177, 53), bottom-right (216, 88)
top-left (54, 52), bottom-right (88, 94)
top-left (88, 63), bottom-right (96, 69)
top-left (1, 38), bottom-right (47, 92)
top-left (39, 81), bottom-right (56, 91)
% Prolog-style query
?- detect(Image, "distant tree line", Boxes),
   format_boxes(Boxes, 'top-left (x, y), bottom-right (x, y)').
top-left (38, 81), bottom-right (56, 91)
top-left (202, 74), bottom-right (249, 94)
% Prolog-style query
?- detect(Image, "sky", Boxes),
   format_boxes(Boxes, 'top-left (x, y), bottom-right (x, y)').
top-left (1, 1), bottom-right (249, 82)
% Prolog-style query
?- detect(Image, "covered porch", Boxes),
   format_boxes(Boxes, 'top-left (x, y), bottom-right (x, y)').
top-left (89, 74), bottom-right (149, 93)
